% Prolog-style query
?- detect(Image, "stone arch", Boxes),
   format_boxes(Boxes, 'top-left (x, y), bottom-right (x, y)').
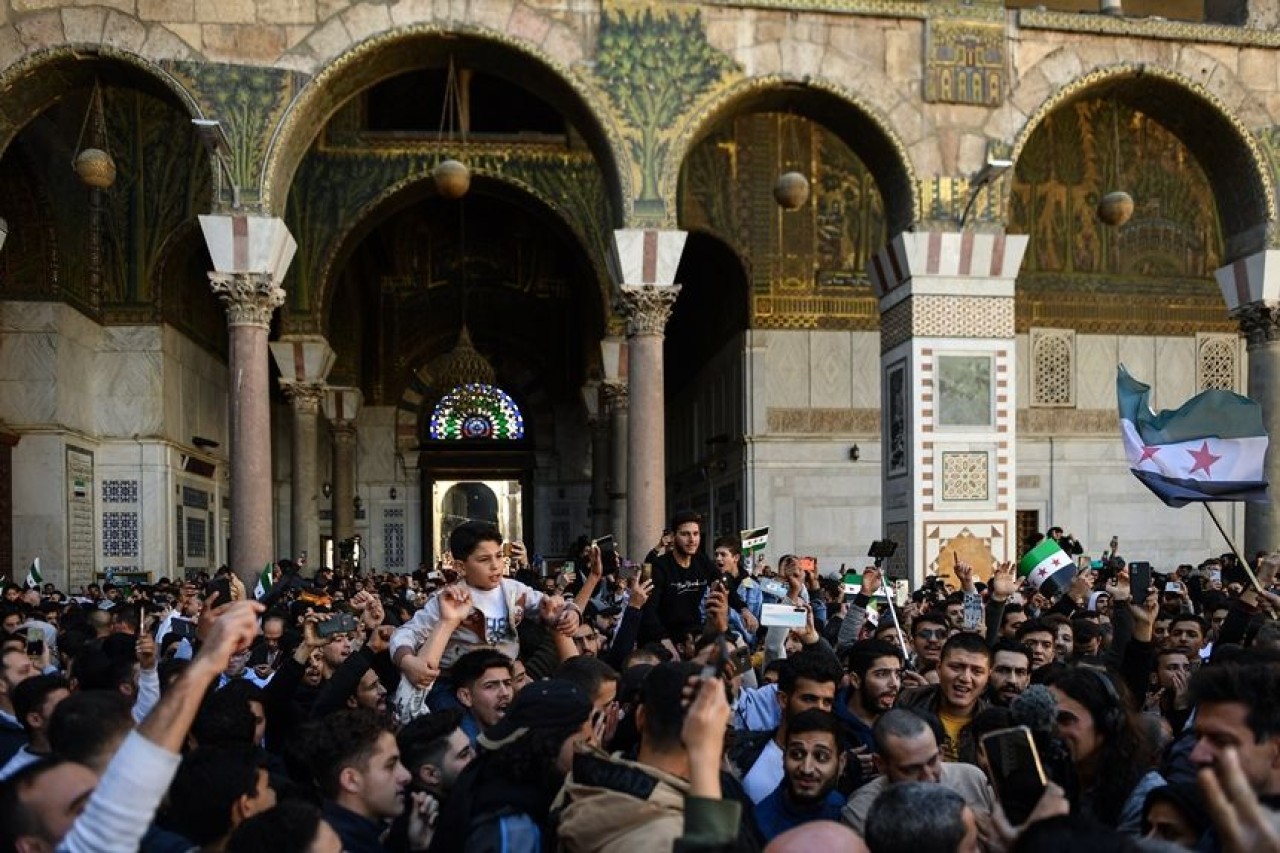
top-left (663, 74), bottom-right (920, 236)
top-left (1006, 57), bottom-right (1275, 263)
top-left (261, 24), bottom-right (631, 222)
top-left (0, 44), bottom-right (205, 162)
top-left (308, 171), bottom-right (611, 336)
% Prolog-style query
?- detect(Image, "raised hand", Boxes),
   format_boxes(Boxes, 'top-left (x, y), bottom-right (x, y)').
top-left (1201, 746), bottom-right (1280, 853)
top-left (629, 577), bottom-right (653, 610)
top-left (954, 560), bottom-right (976, 593)
top-left (991, 562), bottom-right (1018, 601)
top-left (1107, 569), bottom-right (1132, 603)
top-left (437, 584), bottom-right (473, 626)
top-left (861, 567), bottom-right (882, 598)
top-left (705, 587), bottom-right (730, 635)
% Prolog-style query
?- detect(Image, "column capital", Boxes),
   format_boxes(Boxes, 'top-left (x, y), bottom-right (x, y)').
top-left (282, 381), bottom-right (325, 414)
top-left (323, 386), bottom-right (363, 424)
top-left (270, 335), bottom-right (336, 386)
top-left (618, 285), bottom-right (680, 337)
top-left (609, 229), bottom-right (687, 287)
top-left (1235, 302), bottom-right (1280, 347)
top-left (209, 272), bottom-right (285, 328)
top-left (601, 380), bottom-right (629, 413)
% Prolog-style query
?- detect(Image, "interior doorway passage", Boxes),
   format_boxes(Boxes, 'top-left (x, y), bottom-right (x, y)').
top-left (432, 479), bottom-right (523, 561)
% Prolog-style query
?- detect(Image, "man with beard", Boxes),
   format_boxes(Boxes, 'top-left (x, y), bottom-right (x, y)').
top-left (727, 649), bottom-right (842, 803)
top-left (753, 710), bottom-right (847, 841)
top-left (986, 639), bottom-right (1031, 707)
top-left (896, 633), bottom-right (991, 764)
top-left (450, 649), bottom-right (514, 744)
top-left (1016, 619), bottom-right (1057, 672)
top-left (834, 639), bottom-right (902, 781)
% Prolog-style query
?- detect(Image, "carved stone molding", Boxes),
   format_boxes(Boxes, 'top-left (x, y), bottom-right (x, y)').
top-left (282, 381), bottom-right (325, 415)
top-left (1235, 302), bottom-right (1280, 347)
top-left (209, 272), bottom-right (285, 329)
top-left (618, 285), bottom-right (681, 337)
top-left (601, 380), bottom-right (629, 413)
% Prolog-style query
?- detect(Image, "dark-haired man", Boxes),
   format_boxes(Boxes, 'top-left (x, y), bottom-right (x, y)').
top-left (0, 647), bottom-right (36, 764)
top-left (986, 639), bottom-right (1031, 708)
top-left (896, 633), bottom-right (991, 764)
top-left (727, 648), bottom-right (842, 803)
top-left (0, 674), bottom-right (68, 779)
top-left (397, 708), bottom-right (474, 802)
top-left (754, 709), bottom-right (846, 841)
top-left (909, 611), bottom-right (948, 674)
top-left (163, 746), bottom-right (277, 851)
top-left (296, 709), bottom-right (411, 853)
top-left (451, 649), bottom-right (514, 744)
top-left (835, 639), bottom-right (903, 757)
top-left (639, 510), bottom-right (719, 648)
top-left (1016, 619), bottom-right (1057, 672)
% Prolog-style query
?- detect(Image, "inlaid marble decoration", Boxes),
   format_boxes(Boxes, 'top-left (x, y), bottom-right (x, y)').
top-left (941, 451), bottom-right (990, 501)
top-left (937, 355), bottom-right (993, 427)
top-left (103, 511), bottom-right (138, 558)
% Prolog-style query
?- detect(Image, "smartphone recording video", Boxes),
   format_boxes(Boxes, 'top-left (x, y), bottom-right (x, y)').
top-left (981, 725), bottom-right (1047, 826)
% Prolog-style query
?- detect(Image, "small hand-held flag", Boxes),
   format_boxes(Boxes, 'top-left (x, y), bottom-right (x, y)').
top-left (1017, 539), bottom-right (1076, 598)
top-left (1117, 365), bottom-right (1269, 507)
top-left (254, 563), bottom-right (273, 600)
top-left (24, 558), bottom-right (41, 589)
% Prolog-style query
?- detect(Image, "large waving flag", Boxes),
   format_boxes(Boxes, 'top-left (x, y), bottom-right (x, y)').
top-left (1117, 366), bottom-right (1269, 508)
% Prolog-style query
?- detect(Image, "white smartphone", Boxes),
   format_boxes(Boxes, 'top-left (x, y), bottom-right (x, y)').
top-left (760, 603), bottom-right (807, 628)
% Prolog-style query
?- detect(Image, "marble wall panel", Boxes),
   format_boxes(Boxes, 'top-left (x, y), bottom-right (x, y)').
top-left (809, 330), bottom-right (853, 409)
top-left (764, 330), bottom-right (810, 409)
top-left (1074, 335), bottom-right (1120, 410)
top-left (1154, 336), bottom-right (1196, 409)
top-left (850, 332), bottom-right (880, 410)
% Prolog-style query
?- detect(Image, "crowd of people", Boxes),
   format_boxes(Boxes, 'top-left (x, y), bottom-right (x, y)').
top-left (1, 512), bottom-right (1279, 852)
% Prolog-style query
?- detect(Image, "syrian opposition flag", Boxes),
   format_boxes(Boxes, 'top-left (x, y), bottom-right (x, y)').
top-left (740, 526), bottom-right (769, 575)
top-left (253, 563), bottom-right (273, 600)
top-left (1117, 366), bottom-right (1268, 508)
top-left (24, 558), bottom-right (41, 589)
top-left (1018, 539), bottom-right (1076, 597)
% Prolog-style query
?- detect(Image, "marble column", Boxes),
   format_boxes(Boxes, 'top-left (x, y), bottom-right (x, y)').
top-left (868, 231), bottom-right (1028, 585)
top-left (587, 388), bottom-right (610, 540)
top-left (1216, 250), bottom-right (1280, 554)
top-left (611, 230), bottom-right (687, 558)
top-left (210, 272), bottom-right (285, 584)
top-left (201, 214), bottom-right (296, 587)
top-left (270, 337), bottom-right (335, 567)
top-left (324, 388), bottom-right (363, 549)
top-left (603, 381), bottom-right (629, 556)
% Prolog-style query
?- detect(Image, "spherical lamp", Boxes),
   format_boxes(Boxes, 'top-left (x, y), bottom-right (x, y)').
top-left (433, 159), bottom-right (471, 200)
top-left (74, 148), bottom-right (117, 190)
top-left (773, 172), bottom-right (810, 210)
top-left (1097, 191), bottom-right (1135, 227)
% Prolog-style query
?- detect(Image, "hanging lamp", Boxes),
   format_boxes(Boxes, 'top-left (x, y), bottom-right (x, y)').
top-left (773, 112), bottom-right (810, 210)
top-left (432, 57), bottom-right (471, 200)
top-left (72, 81), bottom-right (116, 190)
top-left (1097, 104), bottom-right (1134, 227)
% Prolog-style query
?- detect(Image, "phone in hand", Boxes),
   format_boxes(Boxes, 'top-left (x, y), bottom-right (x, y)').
top-left (981, 725), bottom-right (1047, 826)
top-left (592, 535), bottom-right (620, 574)
top-left (730, 645), bottom-right (754, 677)
top-left (315, 611), bottom-right (360, 638)
top-left (25, 627), bottom-right (43, 656)
top-left (1129, 561), bottom-right (1152, 598)
top-left (208, 576), bottom-right (232, 609)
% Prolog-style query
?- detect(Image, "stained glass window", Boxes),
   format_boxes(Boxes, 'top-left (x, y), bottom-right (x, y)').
top-left (429, 383), bottom-right (525, 440)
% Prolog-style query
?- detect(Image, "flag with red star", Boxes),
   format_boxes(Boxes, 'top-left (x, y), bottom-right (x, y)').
top-left (1118, 366), bottom-right (1269, 508)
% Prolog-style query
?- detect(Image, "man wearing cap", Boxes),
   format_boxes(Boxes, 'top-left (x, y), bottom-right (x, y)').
top-left (428, 680), bottom-right (593, 852)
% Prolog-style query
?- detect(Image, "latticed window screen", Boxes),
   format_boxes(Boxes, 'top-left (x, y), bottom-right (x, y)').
top-left (1197, 335), bottom-right (1238, 392)
top-left (1030, 329), bottom-right (1074, 407)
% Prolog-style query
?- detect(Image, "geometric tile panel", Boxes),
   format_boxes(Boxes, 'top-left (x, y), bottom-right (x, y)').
top-left (103, 511), bottom-right (139, 557)
top-left (102, 479), bottom-right (138, 504)
top-left (940, 451), bottom-right (989, 501)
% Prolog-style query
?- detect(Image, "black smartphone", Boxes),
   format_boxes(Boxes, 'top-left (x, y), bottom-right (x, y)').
top-left (1129, 561), bottom-right (1152, 597)
top-left (208, 576), bottom-right (232, 609)
top-left (868, 540), bottom-right (898, 560)
top-left (315, 611), bottom-right (360, 638)
top-left (981, 725), bottom-right (1047, 826)
top-left (593, 535), bottom-right (620, 574)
